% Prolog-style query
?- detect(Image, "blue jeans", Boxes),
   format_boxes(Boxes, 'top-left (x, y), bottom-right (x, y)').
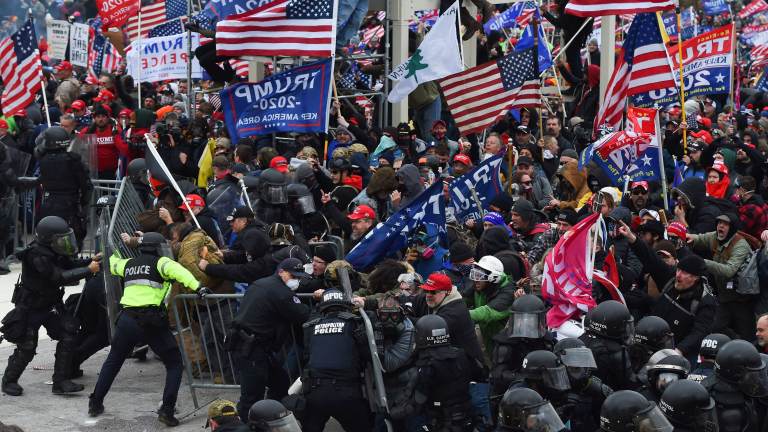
top-left (414, 95), bottom-right (443, 143)
top-left (470, 382), bottom-right (491, 431)
top-left (336, 0), bottom-right (369, 49)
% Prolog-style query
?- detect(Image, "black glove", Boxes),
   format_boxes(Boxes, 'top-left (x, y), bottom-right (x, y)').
top-left (196, 287), bottom-right (212, 299)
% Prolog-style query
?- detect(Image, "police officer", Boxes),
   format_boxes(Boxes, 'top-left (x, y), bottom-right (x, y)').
top-left (688, 333), bottom-right (731, 382)
top-left (301, 289), bottom-right (372, 432)
top-left (628, 315), bottom-right (674, 374)
top-left (490, 295), bottom-right (555, 416)
top-left (580, 300), bottom-right (637, 390)
top-left (1, 216), bottom-right (100, 396)
top-left (496, 387), bottom-right (567, 432)
top-left (256, 168), bottom-right (289, 225)
top-left (413, 314), bottom-right (477, 431)
top-left (248, 399), bottom-right (302, 432)
top-left (37, 126), bottom-right (93, 246)
top-left (599, 390), bottom-right (674, 432)
top-left (228, 257), bottom-right (310, 422)
top-left (89, 232), bottom-right (207, 426)
top-left (659, 380), bottom-right (718, 432)
top-left (702, 340), bottom-right (768, 431)
top-left (554, 337), bottom-right (612, 432)
top-left (640, 353), bottom-right (690, 402)
top-left (511, 351), bottom-right (572, 423)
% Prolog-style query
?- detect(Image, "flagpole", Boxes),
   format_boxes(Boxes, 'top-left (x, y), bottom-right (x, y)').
top-left (137, 10), bottom-right (142, 109)
top-left (675, 2), bottom-right (687, 153)
top-left (532, 10), bottom-right (543, 140)
top-left (325, 0), bottom-right (339, 134)
top-left (655, 109), bottom-right (669, 212)
top-left (31, 12), bottom-right (51, 126)
top-left (186, 0), bottom-right (193, 118)
top-left (729, 23), bottom-right (736, 108)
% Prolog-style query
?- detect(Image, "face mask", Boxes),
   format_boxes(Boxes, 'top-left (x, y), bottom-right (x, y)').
top-left (286, 279), bottom-right (300, 290)
top-left (543, 149), bottom-right (555, 160)
top-left (303, 263), bottom-right (313, 274)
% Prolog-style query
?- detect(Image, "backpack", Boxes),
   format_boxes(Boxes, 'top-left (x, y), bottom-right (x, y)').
top-left (716, 232), bottom-right (763, 296)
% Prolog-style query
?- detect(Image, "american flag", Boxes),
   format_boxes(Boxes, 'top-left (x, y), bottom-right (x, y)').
top-left (0, 18), bottom-right (42, 116)
top-left (593, 54), bottom-right (629, 133)
top-left (622, 13), bottom-right (676, 95)
top-left (231, 59), bottom-right (249, 78)
top-left (565, 0), bottom-right (673, 17)
top-left (88, 32), bottom-right (123, 79)
top-left (439, 48), bottom-right (540, 135)
top-left (360, 24), bottom-right (384, 45)
top-left (751, 44), bottom-right (768, 68)
top-left (125, 0), bottom-right (187, 42)
top-left (515, 2), bottom-right (537, 28)
top-left (148, 17), bottom-right (186, 37)
top-left (216, 0), bottom-right (335, 58)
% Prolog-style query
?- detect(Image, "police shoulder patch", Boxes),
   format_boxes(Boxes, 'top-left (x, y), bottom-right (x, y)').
top-left (293, 296), bottom-right (301, 304)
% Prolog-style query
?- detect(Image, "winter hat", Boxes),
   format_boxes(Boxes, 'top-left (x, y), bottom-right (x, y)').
top-left (677, 254), bottom-right (707, 277)
top-left (654, 240), bottom-right (677, 260)
top-left (313, 244), bottom-right (337, 264)
top-left (489, 193), bottom-right (514, 213)
top-left (511, 198), bottom-right (536, 222)
top-left (560, 148), bottom-right (579, 160)
top-left (482, 212), bottom-right (506, 226)
top-left (666, 221), bottom-right (688, 239)
top-left (449, 242), bottom-right (474, 263)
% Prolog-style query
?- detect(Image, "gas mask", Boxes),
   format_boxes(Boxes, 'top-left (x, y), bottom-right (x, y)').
top-left (377, 307), bottom-right (405, 335)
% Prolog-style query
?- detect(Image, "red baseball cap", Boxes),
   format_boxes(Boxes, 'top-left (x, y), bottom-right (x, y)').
top-left (347, 204), bottom-right (376, 221)
top-left (453, 154), bottom-right (472, 166)
top-left (71, 100), bottom-right (86, 111)
top-left (420, 273), bottom-right (453, 292)
top-left (94, 89), bottom-right (115, 102)
top-left (269, 156), bottom-right (289, 173)
top-left (630, 181), bottom-right (649, 192)
top-left (0, 119), bottom-right (7, 130)
top-left (689, 130), bottom-right (713, 145)
top-left (118, 108), bottom-right (133, 118)
top-left (179, 194), bottom-right (205, 210)
top-left (666, 221), bottom-right (688, 239)
top-left (54, 60), bottom-right (72, 71)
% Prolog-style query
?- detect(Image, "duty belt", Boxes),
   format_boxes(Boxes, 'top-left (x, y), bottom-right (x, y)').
top-left (124, 279), bottom-right (164, 289)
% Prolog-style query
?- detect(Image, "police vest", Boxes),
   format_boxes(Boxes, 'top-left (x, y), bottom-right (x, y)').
top-left (307, 315), bottom-right (360, 380)
top-left (120, 255), bottom-right (167, 307)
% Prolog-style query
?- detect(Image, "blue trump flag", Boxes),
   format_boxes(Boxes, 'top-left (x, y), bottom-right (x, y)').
top-left (346, 182), bottom-right (447, 271)
top-left (703, 0), bottom-right (729, 15)
top-left (220, 58), bottom-right (333, 141)
top-left (483, 1), bottom-right (536, 35)
top-left (579, 131), bottom-right (656, 185)
top-left (515, 22), bottom-right (553, 73)
top-left (200, 0), bottom-right (273, 23)
top-left (449, 153), bottom-right (505, 223)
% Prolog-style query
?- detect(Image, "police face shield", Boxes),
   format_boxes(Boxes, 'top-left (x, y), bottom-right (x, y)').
top-left (634, 404), bottom-right (674, 432)
top-left (521, 401), bottom-right (566, 432)
top-left (655, 372), bottom-right (680, 392)
top-left (506, 311), bottom-right (547, 338)
top-left (263, 184), bottom-right (288, 204)
top-left (542, 365), bottom-right (571, 391)
top-left (737, 361), bottom-right (768, 397)
top-left (50, 229), bottom-right (79, 256)
top-left (559, 347), bottom-right (597, 369)
top-left (296, 195), bottom-right (316, 214)
top-left (623, 318), bottom-right (636, 345)
top-left (266, 413), bottom-right (302, 432)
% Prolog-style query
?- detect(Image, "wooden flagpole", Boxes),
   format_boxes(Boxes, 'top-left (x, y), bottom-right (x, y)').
top-left (675, 4), bottom-right (687, 153)
top-left (532, 11), bottom-right (543, 140)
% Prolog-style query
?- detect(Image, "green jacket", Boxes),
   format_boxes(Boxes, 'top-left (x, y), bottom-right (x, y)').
top-left (110, 253), bottom-right (199, 307)
top-left (465, 277), bottom-right (515, 351)
top-left (690, 232), bottom-right (751, 302)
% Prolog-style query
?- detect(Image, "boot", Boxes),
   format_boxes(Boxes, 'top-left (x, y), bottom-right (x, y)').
top-left (158, 406), bottom-right (180, 427)
top-left (88, 394), bottom-right (105, 417)
top-left (1, 378), bottom-right (23, 396)
top-left (52, 379), bottom-right (85, 394)
top-left (131, 346), bottom-right (148, 362)
top-left (2, 350), bottom-right (32, 396)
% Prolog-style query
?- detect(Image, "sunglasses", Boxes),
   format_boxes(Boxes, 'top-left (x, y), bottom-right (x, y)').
top-left (631, 189), bottom-right (648, 195)
top-left (521, 180), bottom-right (532, 185)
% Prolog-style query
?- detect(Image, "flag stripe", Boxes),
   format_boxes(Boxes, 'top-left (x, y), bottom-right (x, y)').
top-left (125, 2), bottom-right (166, 41)
top-left (565, 0), bottom-right (674, 16)
top-left (0, 19), bottom-right (42, 116)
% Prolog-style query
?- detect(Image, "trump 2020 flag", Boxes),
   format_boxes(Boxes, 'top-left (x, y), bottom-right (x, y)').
top-left (346, 182), bottom-right (446, 270)
top-left (541, 212), bottom-right (602, 328)
top-left (449, 152), bottom-right (505, 223)
top-left (220, 58), bottom-right (332, 141)
top-left (624, 107), bottom-right (662, 182)
top-left (387, 1), bottom-right (463, 103)
top-left (579, 129), bottom-right (654, 185)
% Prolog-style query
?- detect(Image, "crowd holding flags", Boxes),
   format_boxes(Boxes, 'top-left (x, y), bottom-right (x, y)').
top-left (0, 18), bottom-right (43, 117)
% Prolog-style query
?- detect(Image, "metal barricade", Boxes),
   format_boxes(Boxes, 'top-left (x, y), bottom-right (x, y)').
top-left (86, 179), bottom-right (122, 253)
top-left (13, 187), bottom-right (37, 253)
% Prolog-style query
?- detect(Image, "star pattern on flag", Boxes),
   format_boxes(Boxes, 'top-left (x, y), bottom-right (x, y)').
top-left (641, 154), bottom-right (653, 166)
top-left (166, 0), bottom-right (188, 20)
top-left (715, 73), bottom-right (725, 83)
top-left (11, 19), bottom-right (37, 61)
top-left (498, 48), bottom-right (536, 91)
top-left (149, 18), bottom-right (186, 37)
top-left (287, 0), bottom-right (333, 19)
top-left (624, 14), bottom-right (665, 65)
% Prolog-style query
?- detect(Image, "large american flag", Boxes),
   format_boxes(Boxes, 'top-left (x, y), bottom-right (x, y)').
top-left (565, 0), bottom-right (673, 17)
top-left (148, 17), bottom-right (186, 37)
top-left (125, 0), bottom-right (187, 41)
top-left (89, 32), bottom-right (123, 78)
top-left (439, 48), bottom-right (540, 135)
top-left (594, 55), bottom-right (629, 132)
top-left (216, 0), bottom-right (335, 58)
top-left (0, 18), bottom-right (42, 116)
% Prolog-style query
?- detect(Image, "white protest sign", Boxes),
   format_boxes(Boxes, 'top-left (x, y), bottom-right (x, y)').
top-left (126, 33), bottom-right (202, 83)
top-left (69, 23), bottom-right (90, 67)
top-left (47, 20), bottom-right (70, 60)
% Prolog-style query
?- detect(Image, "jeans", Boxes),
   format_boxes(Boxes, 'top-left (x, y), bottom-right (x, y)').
top-left (469, 382), bottom-right (491, 431)
top-left (336, 0), bottom-right (369, 49)
top-left (414, 95), bottom-right (443, 143)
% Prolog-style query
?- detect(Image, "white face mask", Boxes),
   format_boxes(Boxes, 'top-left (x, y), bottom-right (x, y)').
top-left (543, 149), bottom-right (555, 160)
top-left (286, 279), bottom-right (300, 290)
top-left (303, 263), bottom-right (313, 275)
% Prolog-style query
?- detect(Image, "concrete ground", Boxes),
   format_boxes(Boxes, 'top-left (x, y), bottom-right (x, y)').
top-left (0, 264), bottom-right (342, 431)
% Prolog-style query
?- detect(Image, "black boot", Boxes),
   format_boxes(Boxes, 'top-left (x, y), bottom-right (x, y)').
top-left (1, 378), bottom-right (22, 396)
top-left (88, 394), bottom-right (104, 417)
top-left (158, 406), bottom-right (180, 427)
top-left (52, 344), bottom-right (83, 394)
top-left (2, 349), bottom-right (32, 396)
top-left (52, 379), bottom-right (85, 394)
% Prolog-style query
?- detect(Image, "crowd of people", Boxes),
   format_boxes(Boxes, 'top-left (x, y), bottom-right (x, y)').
top-left (3, 0), bottom-right (768, 431)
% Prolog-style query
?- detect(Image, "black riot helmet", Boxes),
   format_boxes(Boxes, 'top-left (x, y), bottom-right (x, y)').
top-left (699, 333), bottom-right (731, 361)
top-left (647, 354), bottom-right (690, 395)
top-left (554, 337), bottom-right (597, 384)
top-left (137, 232), bottom-right (167, 256)
top-left (498, 387), bottom-right (566, 432)
top-left (43, 126), bottom-right (71, 150)
top-left (714, 340), bottom-right (768, 397)
top-left (286, 183), bottom-right (316, 215)
top-left (506, 294), bottom-right (547, 338)
top-left (659, 380), bottom-right (718, 432)
top-left (248, 399), bottom-right (301, 432)
top-left (127, 158), bottom-right (146, 178)
top-left (521, 350), bottom-right (571, 391)
top-left (294, 162), bottom-right (318, 190)
top-left (36, 216), bottom-right (78, 256)
top-left (633, 316), bottom-right (674, 351)
top-left (317, 288), bottom-right (353, 313)
top-left (415, 314), bottom-right (451, 350)
top-left (259, 168), bottom-right (288, 205)
top-left (600, 390), bottom-right (673, 432)
top-left (585, 300), bottom-right (634, 344)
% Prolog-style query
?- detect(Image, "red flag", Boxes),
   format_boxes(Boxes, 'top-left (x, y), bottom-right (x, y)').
top-left (593, 250), bottom-right (626, 304)
top-left (541, 213), bottom-right (601, 328)
top-left (739, 0), bottom-right (768, 18)
top-left (565, 0), bottom-right (673, 17)
top-left (97, 0), bottom-right (140, 28)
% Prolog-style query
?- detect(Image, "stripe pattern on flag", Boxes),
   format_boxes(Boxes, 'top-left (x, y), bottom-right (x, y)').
top-left (623, 13), bottom-right (676, 95)
top-left (125, 0), bottom-right (186, 42)
top-left (0, 18), bottom-right (42, 116)
top-left (594, 54), bottom-right (629, 132)
top-left (564, 0), bottom-right (673, 17)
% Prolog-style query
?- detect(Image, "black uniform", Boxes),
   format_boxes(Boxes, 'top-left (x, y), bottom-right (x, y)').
top-left (229, 275), bottom-right (310, 421)
top-left (489, 334), bottom-right (555, 415)
top-left (415, 344), bottom-right (476, 431)
top-left (301, 309), bottom-right (372, 431)
top-left (580, 333), bottom-right (636, 391)
top-left (38, 148), bottom-right (92, 245)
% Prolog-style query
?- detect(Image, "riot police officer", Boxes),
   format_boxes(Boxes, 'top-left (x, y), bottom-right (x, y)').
top-left (89, 232), bottom-right (208, 426)
top-left (702, 340), bottom-right (768, 431)
top-left (1, 216), bottom-right (100, 396)
top-left (599, 390), bottom-right (674, 432)
top-left (490, 295), bottom-right (555, 416)
top-left (496, 387), bottom-right (566, 432)
top-left (413, 314), bottom-right (477, 431)
top-left (659, 380), bottom-right (718, 432)
top-left (640, 353), bottom-right (690, 402)
top-left (580, 300), bottom-right (637, 390)
top-left (688, 333), bottom-right (730, 382)
top-left (512, 351), bottom-right (572, 424)
top-left (628, 316), bottom-right (674, 374)
top-left (301, 289), bottom-right (372, 432)
top-left (554, 337), bottom-right (612, 432)
top-left (257, 168), bottom-right (289, 225)
top-left (248, 399), bottom-right (302, 432)
top-left (37, 126), bottom-right (93, 246)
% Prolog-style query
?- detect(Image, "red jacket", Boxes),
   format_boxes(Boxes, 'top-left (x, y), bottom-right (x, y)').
top-left (79, 121), bottom-right (128, 172)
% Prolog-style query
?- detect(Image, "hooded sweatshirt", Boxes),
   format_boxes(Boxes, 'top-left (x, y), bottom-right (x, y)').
top-left (395, 164), bottom-right (425, 208)
top-left (705, 163), bottom-right (730, 199)
top-left (557, 161), bottom-right (592, 211)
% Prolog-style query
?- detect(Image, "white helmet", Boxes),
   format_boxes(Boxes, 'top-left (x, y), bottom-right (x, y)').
top-left (470, 256), bottom-right (505, 283)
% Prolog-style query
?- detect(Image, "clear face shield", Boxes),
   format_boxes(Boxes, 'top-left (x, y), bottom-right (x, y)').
top-left (266, 413), bottom-right (302, 432)
top-left (634, 404), bottom-right (674, 432)
top-left (542, 365), bottom-right (572, 391)
top-left (738, 362), bottom-right (768, 398)
top-left (50, 229), bottom-right (79, 256)
top-left (521, 401), bottom-right (566, 432)
top-left (469, 266), bottom-right (492, 282)
top-left (560, 347), bottom-right (598, 369)
top-left (296, 195), bottom-right (316, 214)
top-left (655, 372), bottom-right (681, 393)
top-left (263, 184), bottom-right (288, 204)
top-left (506, 311), bottom-right (547, 338)
top-left (623, 318), bottom-right (636, 346)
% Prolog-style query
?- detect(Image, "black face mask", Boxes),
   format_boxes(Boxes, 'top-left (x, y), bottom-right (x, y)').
top-left (396, 183), bottom-right (408, 193)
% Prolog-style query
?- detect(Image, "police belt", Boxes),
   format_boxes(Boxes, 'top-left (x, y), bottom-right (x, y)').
top-left (308, 376), bottom-right (361, 387)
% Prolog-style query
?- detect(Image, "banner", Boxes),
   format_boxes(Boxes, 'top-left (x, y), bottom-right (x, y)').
top-left (661, 8), bottom-right (695, 41)
top-left (220, 58), bottom-right (332, 140)
top-left (46, 20), bottom-right (70, 60)
top-left (126, 33), bottom-right (202, 83)
top-left (449, 153), bottom-right (504, 223)
top-left (633, 24), bottom-right (733, 108)
top-left (201, 0), bottom-right (273, 23)
top-left (579, 129), bottom-right (654, 185)
top-left (739, 0), bottom-right (768, 18)
top-left (703, 0), bottom-right (729, 15)
top-left (97, 0), bottom-right (140, 28)
top-left (624, 107), bottom-right (662, 182)
top-left (69, 23), bottom-right (90, 67)
top-left (483, 1), bottom-right (535, 35)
